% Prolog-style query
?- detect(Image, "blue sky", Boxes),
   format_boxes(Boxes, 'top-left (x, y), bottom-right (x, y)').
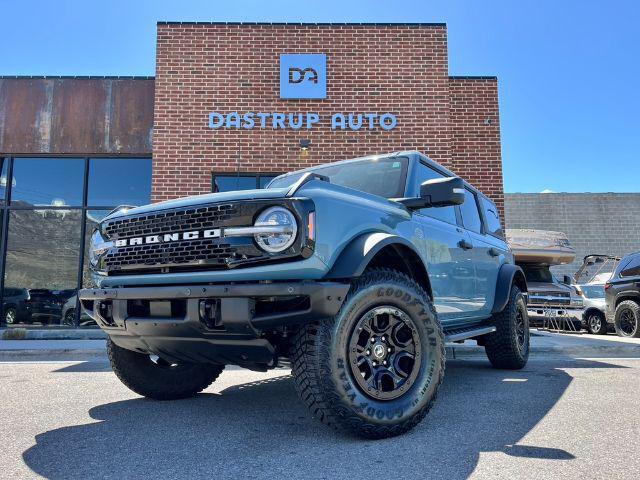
top-left (1, 0), bottom-right (638, 193)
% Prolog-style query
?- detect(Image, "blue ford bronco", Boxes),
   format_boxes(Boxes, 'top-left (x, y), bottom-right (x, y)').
top-left (80, 151), bottom-right (529, 439)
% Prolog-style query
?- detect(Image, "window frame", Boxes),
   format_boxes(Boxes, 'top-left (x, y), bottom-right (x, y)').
top-left (477, 193), bottom-right (504, 239)
top-left (412, 160), bottom-right (460, 226)
top-left (0, 155), bottom-right (151, 328)
top-left (458, 187), bottom-right (485, 235)
top-left (212, 172), bottom-right (282, 193)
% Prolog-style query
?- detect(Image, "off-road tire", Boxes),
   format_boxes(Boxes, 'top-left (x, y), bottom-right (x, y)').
top-left (107, 338), bottom-right (225, 400)
top-left (290, 268), bottom-right (445, 439)
top-left (614, 300), bottom-right (640, 338)
top-left (484, 286), bottom-right (529, 369)
top-left (586, 311), bottom-right (607, 335)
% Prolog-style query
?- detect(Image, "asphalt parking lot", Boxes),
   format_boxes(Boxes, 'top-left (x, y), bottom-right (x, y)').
top-left (2, 335), bottom-right (640, 479)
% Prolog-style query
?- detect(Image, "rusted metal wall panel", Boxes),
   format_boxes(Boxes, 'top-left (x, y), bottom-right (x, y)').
top-left (0, 77), bottom-right (153, 155)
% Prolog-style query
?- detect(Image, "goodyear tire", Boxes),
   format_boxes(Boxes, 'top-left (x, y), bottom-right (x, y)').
top-left (614, 300), bottom-right (640, 338)
top-left (484, 285), bottom-right (529, 369)
top-left (290, 268), bottom-right (445, 439)
top-left (107, 338), bottom-right (225, 400)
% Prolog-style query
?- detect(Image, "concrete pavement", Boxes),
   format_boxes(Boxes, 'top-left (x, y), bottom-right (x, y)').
top-left (1, 354), bottom-right (639, 479)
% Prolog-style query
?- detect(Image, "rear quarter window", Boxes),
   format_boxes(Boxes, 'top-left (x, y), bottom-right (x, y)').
top-left (620, 255), bottom-right (640, 278)
top-left (480, 196), bottom-right (503, 238)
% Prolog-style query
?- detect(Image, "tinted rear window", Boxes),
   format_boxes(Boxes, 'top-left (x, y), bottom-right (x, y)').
top-left (480, 196), bottom-right (503, 238)
top-left (620, 254), bottom-right (640, 278)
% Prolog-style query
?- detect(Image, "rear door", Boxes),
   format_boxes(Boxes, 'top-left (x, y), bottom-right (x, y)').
top-left (458, 189), bottom-right (505, 317)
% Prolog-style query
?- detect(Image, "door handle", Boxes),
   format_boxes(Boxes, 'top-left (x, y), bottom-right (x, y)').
top-left (488, 247), bottom-right (501, 257)
top-left (458, 239), bottom-right (473, 250)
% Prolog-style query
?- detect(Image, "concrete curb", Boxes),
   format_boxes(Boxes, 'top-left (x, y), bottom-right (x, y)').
top-left (0, 329), bottom-right (107, 340)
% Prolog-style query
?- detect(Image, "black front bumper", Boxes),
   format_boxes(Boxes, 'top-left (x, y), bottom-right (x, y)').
top-left (79, 281), bottom-right (349, 367)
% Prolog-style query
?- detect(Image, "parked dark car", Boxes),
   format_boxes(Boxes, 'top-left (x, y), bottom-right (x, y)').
top-left (2, 287), bottom-right (31, 325)
top-left (605, 251), bottom-right (640, 337)
top-left (18, 289), bottom-right (77, 325)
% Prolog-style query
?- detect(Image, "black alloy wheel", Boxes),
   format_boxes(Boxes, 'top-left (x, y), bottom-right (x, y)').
top-left (348, 306), bottom-right (421, 401)
top-left (618, 308), bottom-right (637, 336)
top-left (614, 300), bottom-right (640, 338)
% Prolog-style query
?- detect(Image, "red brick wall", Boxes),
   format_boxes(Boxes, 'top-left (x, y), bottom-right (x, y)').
top-left (153, 22), bottom-right (503, 212)
top-left (449, 77), bottom-right (504, 216)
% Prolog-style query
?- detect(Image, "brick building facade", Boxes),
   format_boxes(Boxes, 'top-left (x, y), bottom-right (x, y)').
top-left (152, 22), bottom-right (503, 213)
top-left (0, 22), bottom-right (505, 328)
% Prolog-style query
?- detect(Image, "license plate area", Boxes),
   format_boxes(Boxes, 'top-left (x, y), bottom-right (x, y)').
top-left (128, 299), bottom-right (187, 318)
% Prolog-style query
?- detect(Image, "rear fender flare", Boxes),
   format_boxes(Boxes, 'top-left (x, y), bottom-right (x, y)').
top-left (492, 264), bottom-right (528, 314)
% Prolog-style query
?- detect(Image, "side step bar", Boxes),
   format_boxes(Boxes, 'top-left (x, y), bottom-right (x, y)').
top-left (444, 325), bottom-right (496, 343)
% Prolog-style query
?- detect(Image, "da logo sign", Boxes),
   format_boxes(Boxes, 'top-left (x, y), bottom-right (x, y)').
top-left (280, 54), bottom-right (326, 99)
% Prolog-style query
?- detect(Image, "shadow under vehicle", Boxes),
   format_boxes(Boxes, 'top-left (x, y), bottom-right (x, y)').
top-left (21, 355), bottom-right (630, 480)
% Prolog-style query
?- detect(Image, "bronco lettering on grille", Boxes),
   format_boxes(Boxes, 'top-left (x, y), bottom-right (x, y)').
top-left (114, 229), bottom-right (222, 247)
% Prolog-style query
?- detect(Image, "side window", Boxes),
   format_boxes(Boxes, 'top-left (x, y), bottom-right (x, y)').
top-left (459, 189), bottom-right (483, 234)
top-left (413, 162), bottom-right (457, 225)
top-left (480, 196), bottom-right (503, 238)
top-left (212, 173), bottom-right (281, 193)
top-left (620, 256), bottom-right (640, 278)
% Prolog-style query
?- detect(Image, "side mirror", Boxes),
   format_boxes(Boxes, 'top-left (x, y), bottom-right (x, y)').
top-left (419, 177), bottom-right (465, 208)
top-left (562, 275), bottom-right (573, 285)
top-left (396, 176), bottom-right (465, 210)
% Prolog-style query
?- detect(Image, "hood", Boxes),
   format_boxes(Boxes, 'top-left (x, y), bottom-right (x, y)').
top-left (106, 187), bottom-right (291, 219)
top-left (526, 281), bottom-right (574, 294)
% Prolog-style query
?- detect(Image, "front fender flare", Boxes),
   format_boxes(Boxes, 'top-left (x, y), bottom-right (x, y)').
top-left (324, 232), bottom-right (420, 279)
top-left (492, 263), bottom-right (528, 314)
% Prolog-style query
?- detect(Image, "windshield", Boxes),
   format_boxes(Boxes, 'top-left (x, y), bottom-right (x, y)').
top-left (580, 285), bottom-right (605, 299)
top-left (268, 157), bottom-right (408, 198)
top-left (520, 265), bottom-right (553, 283)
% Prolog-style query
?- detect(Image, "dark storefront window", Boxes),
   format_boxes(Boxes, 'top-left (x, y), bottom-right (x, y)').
top-left (0, 157), bottom-right (152, 328)
top-left (213, 173), bottom-right (280, 193)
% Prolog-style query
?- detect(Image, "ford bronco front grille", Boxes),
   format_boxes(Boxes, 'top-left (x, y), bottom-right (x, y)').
top-left (99, 200), bottom-right (313, 275)
top-left (101, 203), bottom-right (263, 274)
top-left (103, 204), bottom-right (237, 239)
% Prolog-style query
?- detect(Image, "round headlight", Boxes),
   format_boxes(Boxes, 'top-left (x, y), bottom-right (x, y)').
top-left (254, 206), bottom-right (298, 253)
top-left (89, 229), bottom-right (113, 269)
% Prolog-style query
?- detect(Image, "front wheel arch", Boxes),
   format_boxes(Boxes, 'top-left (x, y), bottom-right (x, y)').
top-left (324, 233), bottom-right (433, 300)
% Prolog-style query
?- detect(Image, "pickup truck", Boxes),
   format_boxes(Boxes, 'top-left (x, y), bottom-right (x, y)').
top-left (80, 151), bottom-right (529, 439)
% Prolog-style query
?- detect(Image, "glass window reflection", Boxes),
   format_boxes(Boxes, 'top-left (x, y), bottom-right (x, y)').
top-left (4, 209), bottom-right (82, 326)
top-left (88, 158), bottom-right (152, 207)
top-left (11, 158), bottom-right (85, 207)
